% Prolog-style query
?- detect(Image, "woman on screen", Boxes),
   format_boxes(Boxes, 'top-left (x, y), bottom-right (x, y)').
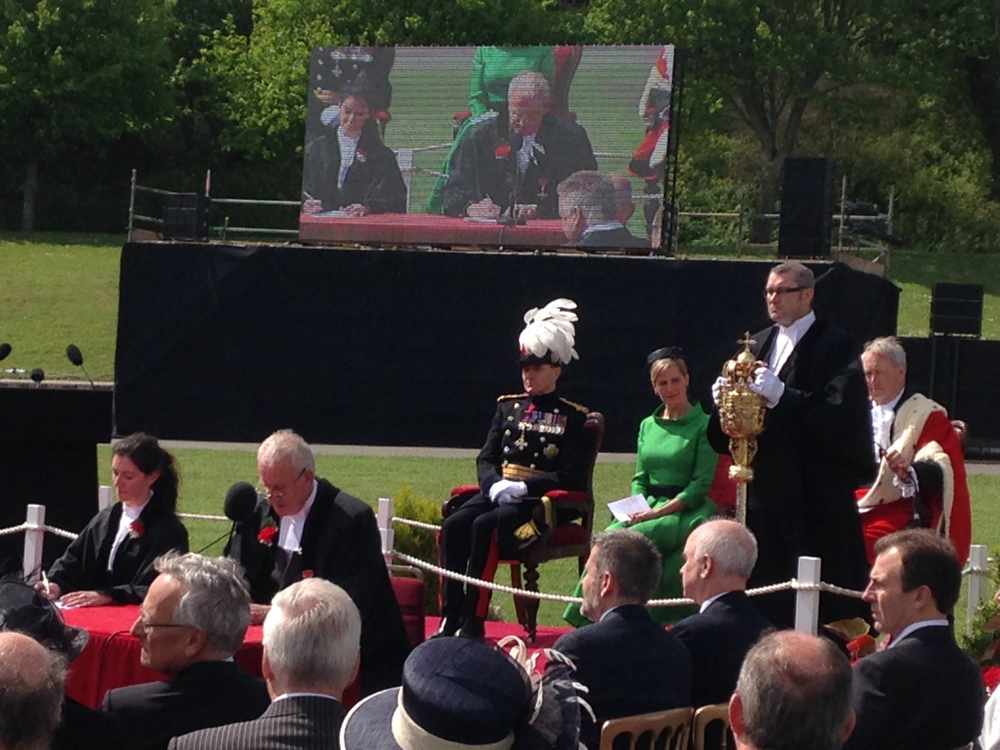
top-left (301, 85), bottom-right (407, 216)
top-left (563, 347), bottom-right (717, 627)
top-left (38, 433), bottom-right (188, 607)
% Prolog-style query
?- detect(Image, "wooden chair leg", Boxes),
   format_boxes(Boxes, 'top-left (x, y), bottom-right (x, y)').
top-left (509, 563), bottom-right (529, 633)
top-left (523, 562), bottom-right (540, 642)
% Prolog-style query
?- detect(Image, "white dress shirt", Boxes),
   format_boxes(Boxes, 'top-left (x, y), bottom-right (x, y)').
top-left (517, 134), bottom-right (537, 175)
top-left (768, 310), bottom-right (816, 374)
top-left (337, 130), bottom-right (360, 189)
top-left (871, 387), bottom-right (906, 462)
top-left (108, 497), bottom-right (150, 572)
top-left (278, 480), bottom-right (318, 553)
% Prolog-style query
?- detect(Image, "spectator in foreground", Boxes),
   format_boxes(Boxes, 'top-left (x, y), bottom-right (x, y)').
top-left (671, 519), bottom-right (772, 707)
top-left (170, 578), bottom-right (361, 750)
top-left (843, 529), bottom-right (983, 750)
top-left (0, 631), bottom-right (66, 750)
top-left (550, 529), bottom-right (691, 750)
top-left (102, 553), bottom-right (269, 750)
top-left (557, 171), bottom-right (644, 248)
top-left (730, 630), bottom-right (854, 750)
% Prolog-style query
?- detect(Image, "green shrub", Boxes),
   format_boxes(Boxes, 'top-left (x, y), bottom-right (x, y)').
top-left (391, 486), bottom-right (443, 614)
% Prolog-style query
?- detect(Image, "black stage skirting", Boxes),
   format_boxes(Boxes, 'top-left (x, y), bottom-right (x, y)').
top-left (114, 243), bottom-right (899, 452)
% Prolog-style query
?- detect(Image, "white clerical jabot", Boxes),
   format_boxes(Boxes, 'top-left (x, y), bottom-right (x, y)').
top-left (768, 310), bottom-right (816, 374)
top-left (337, 130), bottom-right (360, 189)
top-left (279, 480), bottom-right (318, 553)
top-left (870, 387), bottom-right (906, 462)
top-left (108, 496), bottom-right (150, 572)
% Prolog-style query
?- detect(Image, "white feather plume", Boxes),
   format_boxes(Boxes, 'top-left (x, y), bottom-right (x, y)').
top-left (519, 298), bottom-right (579, 365)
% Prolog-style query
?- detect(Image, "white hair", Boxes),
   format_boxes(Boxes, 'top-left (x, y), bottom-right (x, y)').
top-left (263, 578), bottom-right (361, 692)
top-left (257, 429), bottom-right (315, 473)
top-left (690, 519), bottom-right (758, 579)
top-left (508, 71), bottom-right (551, 106)
top-left (863, 336), bottom-right (906, 370)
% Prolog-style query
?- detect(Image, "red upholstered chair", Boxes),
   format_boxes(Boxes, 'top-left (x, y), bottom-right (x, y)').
top-left (389, 564), bottom-right (426, 648)
top-left (440, 411), bottom-right (605, 641)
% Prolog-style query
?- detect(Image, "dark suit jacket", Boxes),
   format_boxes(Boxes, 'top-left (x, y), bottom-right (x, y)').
top-left (302, 121), bottom-right (406, 213)
top-left (707, 318), bottom-right (873, 625)
top-left (580, 225), bottom-right (645, 249)
top-left (54, 697), bottom-right (122, 750)
top-left (47, 500), bottom-right (189, 604)
top-left (101, 660), bottom-right (270, 750)
top-left (844, 625), bottom-right (984, 750)
top-left (551, 604), bottom-right (692, 750)
top-left (168, 695), bottom-right (345, 750)
top-left (226, 478), bottom-right (410, 695)
top-left (670, 591), bottom-right (772, 707)
top-left (441, 111), bottom-right (597, 219)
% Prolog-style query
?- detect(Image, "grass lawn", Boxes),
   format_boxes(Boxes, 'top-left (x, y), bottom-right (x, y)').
top-left (93, 444), bottom-right (999, 631)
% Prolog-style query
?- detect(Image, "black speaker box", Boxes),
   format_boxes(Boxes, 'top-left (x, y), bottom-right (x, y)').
top-left (931, 283), bottom-right (983, 337)
top-left (778, 158), bottom-right (834, 257)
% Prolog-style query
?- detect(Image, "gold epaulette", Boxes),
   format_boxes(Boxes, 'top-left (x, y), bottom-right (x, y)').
top-left (559, 397), bottom-right (590, 414)
top-left (497, 392), bottom-right (529, 402)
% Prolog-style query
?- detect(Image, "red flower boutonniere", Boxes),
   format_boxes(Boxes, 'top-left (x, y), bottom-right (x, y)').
top-left (301, 569), bottom-right (315, 579)
top-left (356, 149), bottom-right (367, 163)
top-left (495, 143), bottom-right (511, 159)
top-left (257, 525), bottom-right (278, 547)
top-left (984, 665), bottom-right (1000, 695)
top-left (128, 520), bottom-right (144, 540)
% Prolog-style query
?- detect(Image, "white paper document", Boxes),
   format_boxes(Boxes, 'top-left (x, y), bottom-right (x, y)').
top-left (607, 493), bottom-right (651, 523)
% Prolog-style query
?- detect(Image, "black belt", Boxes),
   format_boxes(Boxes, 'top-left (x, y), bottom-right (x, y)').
top-left (646, 484), bottom-right (683, 499)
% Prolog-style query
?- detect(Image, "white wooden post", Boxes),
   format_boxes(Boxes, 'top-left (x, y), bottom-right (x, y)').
top-left (967, 544), bottom-right (990, 635)
top-left (98, 485), bottom-right (114, 511)
top-left (794, 556), bottom-right (822, 635)
top-left (22, 504), bottom-right (46, 583)
top-left (377, 497), bottom-right (394, 567)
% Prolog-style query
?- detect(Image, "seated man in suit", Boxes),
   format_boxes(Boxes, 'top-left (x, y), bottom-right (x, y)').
top-left (0, 632), bottom-right (66, 750)
top-left (301, 83), bottom-right (407, 216)
top-left (845, 529), bottom-right (985, 750)
top-left (731, 631), bottom-right (855, 750)
top-left (548, 529), bottom-right (691, 750)
top-left (225, 429), bottom-right (409, 695)
top-left (102, 552), bottom-right (270, 750)
top-left (857, 336), bottom-right (972, 564)
top-left (436, 298), bottom-right (592, 639)
top-left (672, 519), bottom-right (772, 708)
top-left (844, 529), bottom-right (983, 750)
top-left (441, 72), bottom-right (597, 220)
top-left (170, 578), bottom-right (360, 750)
top-left (557, 171), bottom-right (644, 249)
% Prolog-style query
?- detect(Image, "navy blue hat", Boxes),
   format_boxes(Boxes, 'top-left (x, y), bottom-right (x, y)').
top-left (340, 637), bottom-right (532, 749)
top-left (0, 579), bottom-right (88, 660)
top-left (646, 345), bottom-right (686, 367)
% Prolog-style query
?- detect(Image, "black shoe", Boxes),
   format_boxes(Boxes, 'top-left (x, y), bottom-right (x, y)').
top-left (457, 616), bottom-right (485, 639)
top-left (432, 616), bottom-right (463, 638)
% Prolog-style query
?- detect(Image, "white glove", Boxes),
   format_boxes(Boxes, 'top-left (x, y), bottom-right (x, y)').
top-left (711, 376), bottom-right (730, 406)
top-left (489, 480), bottom-right (527, 503)
top-left (749, 366), bottom-right (785, 408)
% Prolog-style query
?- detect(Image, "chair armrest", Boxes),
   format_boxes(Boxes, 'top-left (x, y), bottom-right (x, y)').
top-left (543, 489), bottom-right (591, 508)
top-left (442, 484), bottom-right (480, 517)
top-left (450, 483), bottom-right (480, 497)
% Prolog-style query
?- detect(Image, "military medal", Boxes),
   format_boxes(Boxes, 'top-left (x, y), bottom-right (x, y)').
top-left (543, 443), bottom-right (559, 459)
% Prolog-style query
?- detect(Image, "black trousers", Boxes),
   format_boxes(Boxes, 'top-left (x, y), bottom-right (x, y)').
top-left (439, 492), bottom-right (536, 619)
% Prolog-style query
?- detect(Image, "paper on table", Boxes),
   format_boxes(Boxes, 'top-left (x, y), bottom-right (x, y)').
top-left (607, 494), bottom-right (651, 523)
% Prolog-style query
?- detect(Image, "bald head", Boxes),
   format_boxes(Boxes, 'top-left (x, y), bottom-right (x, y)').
top-left (0, 632), bottom-right (66, 750)
top-left (680, 519), bottom-right (758, 603)
top-left (732, 631), bottom-right (853, 750)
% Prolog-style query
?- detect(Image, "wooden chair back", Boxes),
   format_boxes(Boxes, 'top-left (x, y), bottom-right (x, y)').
top-left (598, 707), bottom-right (693, 750)
top-left (692, 703), bottom-right (733, 750)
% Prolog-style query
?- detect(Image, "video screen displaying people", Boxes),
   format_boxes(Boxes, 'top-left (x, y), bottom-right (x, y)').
top-left (299, 45), bottom-right (676, 251)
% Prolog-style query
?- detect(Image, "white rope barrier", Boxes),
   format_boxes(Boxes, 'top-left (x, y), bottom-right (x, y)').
top-left (0, 524), bottom-right (29, 537)
top-left (392, 517), bottom-right (441, 532)
top-left (41, 525), bottom-right (80, 541)
top-left (178, 512), bottom-right (228, 522)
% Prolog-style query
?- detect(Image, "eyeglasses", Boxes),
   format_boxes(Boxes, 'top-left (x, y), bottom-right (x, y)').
top-left (133, 618), bottom-right (192, 635)
top-left (258, 467), bottom-right (307, 500)
top-left (764, 285), bottom-right (807, 297)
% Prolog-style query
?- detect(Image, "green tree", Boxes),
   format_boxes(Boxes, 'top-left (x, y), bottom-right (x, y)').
top-left (584, 0), bottom-right (875, 238)
top-left (0, 0), bottom-right (175, 231)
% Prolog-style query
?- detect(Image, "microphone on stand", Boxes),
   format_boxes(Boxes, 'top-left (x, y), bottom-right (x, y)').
top-left (30, 368), bottom-right (45, 387)
top-left (195, 481), bottom-right (261, 554)
top-left (66, 344), bottom-right (95, 388)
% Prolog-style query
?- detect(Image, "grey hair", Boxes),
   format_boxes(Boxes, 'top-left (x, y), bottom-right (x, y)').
top-left (690, 519), bottom-right (758, 579)
top-left (508, 71), bottom-right (551, 106)
top-left (557, 171), bottom-right (617, 224)
top-left (263, 578), bottom-right (361, 692)
top-left (590, 529), bottom-right (662, 603)
top-left (737, 631), bottom-right (852, 750)
top-left (863, 336), bottom-right (907, 370)
top-left (770, 261), bottom-right (815, 289)
top-left (155, 552), bottom-right (252, 655)
top-left (257, 429), bottom-right (316, 473)
top-left (0, 633), bottom-right (67, 750)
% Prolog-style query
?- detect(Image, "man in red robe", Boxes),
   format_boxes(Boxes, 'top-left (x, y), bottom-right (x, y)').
top-left (857, 336), bottom-right (971, 564)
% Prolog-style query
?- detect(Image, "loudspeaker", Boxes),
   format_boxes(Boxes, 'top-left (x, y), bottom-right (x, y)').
top-left (162, 193), bottom-right (209, 240)
top-left (778, 158), bottom-right (834, 257)
top-left (931, 283), bottom-right (983, 337)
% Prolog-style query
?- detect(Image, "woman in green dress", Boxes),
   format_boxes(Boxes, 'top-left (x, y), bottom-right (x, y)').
top-left (564, 347), bottom-right (718, 626)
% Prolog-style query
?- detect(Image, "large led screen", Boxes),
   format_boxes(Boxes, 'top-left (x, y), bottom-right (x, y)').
top-left (299, 45), bottom-right (678, 252)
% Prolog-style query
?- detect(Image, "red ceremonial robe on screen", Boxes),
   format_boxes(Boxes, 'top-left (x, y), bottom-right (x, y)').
top-left (857, 393), bottom-right (971, 565)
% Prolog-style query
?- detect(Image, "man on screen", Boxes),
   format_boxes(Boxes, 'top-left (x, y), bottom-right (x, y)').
top-left (301, 86), bottom-right (407, 216)
top-left (557, 171), bottom-right (644, 248)
top-left (441, 72), bottom-right (597, 221)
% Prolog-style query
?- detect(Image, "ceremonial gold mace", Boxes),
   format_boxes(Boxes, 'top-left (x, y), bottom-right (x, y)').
top-left (718, 333), bottom-right (767, 525)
